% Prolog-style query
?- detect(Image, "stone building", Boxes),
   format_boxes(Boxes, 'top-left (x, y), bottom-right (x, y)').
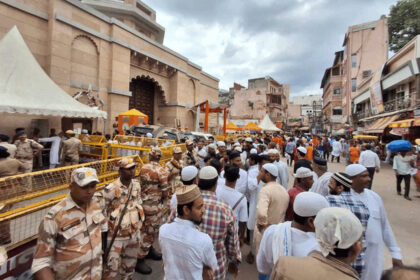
top-left (229, 76), bottom-right (289, 125)
top-left (0, 0), bottom-right (219, 135)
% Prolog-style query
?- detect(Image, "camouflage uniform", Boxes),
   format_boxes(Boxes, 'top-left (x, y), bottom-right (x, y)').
top-left (182, 149), bottom-right (199, 167)
top-left (62, 137), bottom-right (82, 166)
top-left (164, 158), bottom-right (183, 221)
top-left (95, 178), bottom-right (145, 280)
top-left (14, 139), bottom-right (43, 173)
top-left (31, 194), bottom-right (105, 279)
top-left (138, 161), bottom-right (169, 258)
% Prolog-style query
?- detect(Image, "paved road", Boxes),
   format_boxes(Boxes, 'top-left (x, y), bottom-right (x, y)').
top-left (135, 159), bottom-right (420, 279)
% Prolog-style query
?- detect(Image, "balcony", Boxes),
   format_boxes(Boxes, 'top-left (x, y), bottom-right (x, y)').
top-left (352, 110), bottom-right (372, 123)
top-left (383, 95), bottom-right (413, 112)
top-left (268, 103), bottom-right (285, 110)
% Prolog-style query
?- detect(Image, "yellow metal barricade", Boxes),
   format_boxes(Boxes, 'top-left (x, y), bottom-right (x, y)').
top-left (113, 135), bottom-right (175, 147)
top-left (79, 134), bottom-right (106, 143)
top-left (0, 155), bottom-right (142, 250)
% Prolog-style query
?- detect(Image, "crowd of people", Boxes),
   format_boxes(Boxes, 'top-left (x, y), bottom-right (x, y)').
top-left (0, 130), bottom-right (419, 279)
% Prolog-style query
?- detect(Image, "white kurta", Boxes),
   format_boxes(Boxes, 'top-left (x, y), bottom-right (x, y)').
top-left (331, 141), bottom-right (342, 157)
top-left (247, 165), bottom-right (262, 230)
top-left (275, 160), bottom-right (289, 189)
top-left (38, 136), bottom-right (61, 165)
top-left (351, 189), bottom-right (402, 280)
top-left (218, 168), bottom-right (248, 196)
top-left (257, 223), bottom-right (319, 275)
top-left (310, 172), bottom-right (333, 197)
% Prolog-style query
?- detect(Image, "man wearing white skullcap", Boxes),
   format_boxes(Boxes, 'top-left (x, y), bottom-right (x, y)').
top-left (286, 167), bottom-right (314, 221)
top-left (271, 207), bottom-right (363, 280)
top-left (253, 163), bottom-right (289, 259)
top-left (294, 146), bottom-right (312, 173)
top-left (257, 192), bottom-right (328, 278)
top-left (169, 166), bottom-right (199, 211)
top-left (343, 164), bottom-right (403, 280)
top-left (267, 149), bottom-right (289, 189)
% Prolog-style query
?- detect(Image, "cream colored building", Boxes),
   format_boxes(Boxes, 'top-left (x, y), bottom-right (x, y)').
top-left (0, 0), bottom-right (218, 135)
top-left (229, 76), bottom-right (289, 125)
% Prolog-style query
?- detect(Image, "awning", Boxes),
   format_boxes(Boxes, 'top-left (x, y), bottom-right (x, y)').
top-left (389, 119), bottom-right (414, 128)
top-left (363, 114), bottom-right (400, 134)
top-left (242, 121), bottom-right (262, 131)
top-left (226, 121), bottom-right (241, 131)
top-left (259, 114), bottom-right (280, 131)
top-left (0, 26), bottom-right (107, 119)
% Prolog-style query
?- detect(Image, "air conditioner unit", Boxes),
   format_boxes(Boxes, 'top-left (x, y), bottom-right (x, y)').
top-left (362, 70), bottom-right (371, 78)
top-left (396, 85), bottom-right (405, 93)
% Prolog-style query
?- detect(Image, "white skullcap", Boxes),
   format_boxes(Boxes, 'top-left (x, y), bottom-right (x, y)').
top-left (245, 137), bottom-right (253, 142)
top-left (297, 146), bottom-right (307, 154)
top-left (82, 129), bottom-right (88, 134)
top-left (314, 207), bottom-right (363, 257)
top-left (181, 166), bottom-right (198, 181)
top-left (293, 192), bottom-right (329, 217)
top-left (345, 164), bottom-right (367, 177)
top-left (250, 148), bottom-right (257, 154)
top-left (253, 143), bottom-right (258, 148)
top-left (263, 163), bottom-right (278, 177)
top-left (295, 167), bottom-right (313, 178)
top-left (267, 149), bottom-right (279, 155)
top-left (234, 146), bottom-right (242, 152)
top-left (217, 141), bottom-right (226, 147)
top-left (163, 133), bottom-right (168, 136)
top-left (146, 132), bottom-right (153, 138)
top-left (199, 166), bottom-right (218, 180)
top-left (232, 142), bottom-right (241, 147)
top-left (208, 144), bottom-right (217, 150)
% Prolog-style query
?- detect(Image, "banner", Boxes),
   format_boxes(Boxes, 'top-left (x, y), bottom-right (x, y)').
top-left (369, 64), bottom-right (385, 114)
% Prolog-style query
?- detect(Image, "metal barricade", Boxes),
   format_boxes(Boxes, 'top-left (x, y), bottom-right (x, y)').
top-left (113, 135), bottom-right (175, 147)
top-left (0, 155), bottom-right (143, 251)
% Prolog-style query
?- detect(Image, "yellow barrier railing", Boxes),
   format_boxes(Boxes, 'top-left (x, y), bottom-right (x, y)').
top-left (113, 135), bottom-right (175, 147)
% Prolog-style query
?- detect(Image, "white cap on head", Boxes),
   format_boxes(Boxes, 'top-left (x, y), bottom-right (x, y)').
top-left (71, 167), bottom-right (99, 187)
top-left (217, 141), bottom-right (226, 147)
top-left (146, 132), bottom-right (153, 138)
top-left (293, 192), bottom-right (329, 217)
top-left (345, 164), bottom-right (367, 177)
top-left (314, 207), bottom-right (363, 257)
top-left (232, 142), bottom-right (241, 147)
top-left (234, 146), bottom-right (242, 152)
top-left (163, 133), bottom-right (168, 137)
top-left (199, 166), bottom-right (218, 180)
top-left (250, 148), bottom-right (257, 154)
top-left (267, 149), bottom-right (279, 155)
top-left (208, 144), bottom-right (217, 150)
top-left (262, 163), bottom-right (278, 177)
top-left (297, 147), bottom-right (307, 154)
top-left (181, 166), bottom-right (198, 181)
top-left (245, 137), bottom-right (253, 142)
top-left (82, 129), bottom-right (88, 134)
top-left (295, 167), bottom-right (313, 178)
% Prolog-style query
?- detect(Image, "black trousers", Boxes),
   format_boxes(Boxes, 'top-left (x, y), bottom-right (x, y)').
top-left (331, 155), bottom-right (340, 163)
top-left (396, 174), bottom-right (411, 197)
top-left (367, 167), bottom-right (376, 189)
top-left (287, 153), bottom-right (294, 166)
top-left (324, 151), bottom-right (330, 160)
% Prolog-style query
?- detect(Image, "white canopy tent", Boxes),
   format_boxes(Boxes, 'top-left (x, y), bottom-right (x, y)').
top-left (259, 114), bottom-right (281, 131)
top-left (0, 26), bottom-right (107, 119)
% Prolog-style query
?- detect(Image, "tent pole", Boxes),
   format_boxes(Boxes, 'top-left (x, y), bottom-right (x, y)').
top-left (223, 108), bottom-right (227, 136)
top-left (204, 101), bottom-right (209, 133)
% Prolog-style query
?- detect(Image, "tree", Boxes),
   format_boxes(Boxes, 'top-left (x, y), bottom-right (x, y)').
top-left (388, 0), bottom-right (420, 52)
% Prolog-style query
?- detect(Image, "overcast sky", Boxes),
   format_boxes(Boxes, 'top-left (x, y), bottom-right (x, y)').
top-left (142, 0), bottom-right (396, 99)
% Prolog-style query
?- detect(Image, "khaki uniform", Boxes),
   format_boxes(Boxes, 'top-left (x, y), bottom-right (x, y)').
top-left (182, 149), bottom-right (199, 167)
top-left (0, 157), bottom-right (24, 244)
top-left (95, 178), bottom-right (145, 279)
top-left (31, 194), bottom-right (105, 280)
top-left (164, 158), bottom-right (183, 221)
top-left (138, 161), bottom-right (169, 258)
top-left (14, 139), bottom-right (43, 173)
top-left (0, 142), bottom-right (17, 158)
top-left (62, 137), bottom-right (82, 166)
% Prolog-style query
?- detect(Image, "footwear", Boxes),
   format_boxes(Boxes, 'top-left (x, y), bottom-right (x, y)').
top-left (135, 258), bottom-right (152, 274)
top-left (146, 246), bottom-right (162, 260)
top-left (397, 192), bottom-right (402, 196)
top-left (245, 252), bottom-right (254, 264)
top-left (404, 196), bottom-right (412, 201)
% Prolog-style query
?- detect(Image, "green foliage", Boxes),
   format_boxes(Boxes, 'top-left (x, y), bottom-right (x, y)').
top-left (388, 0), bottom-right (420, 52)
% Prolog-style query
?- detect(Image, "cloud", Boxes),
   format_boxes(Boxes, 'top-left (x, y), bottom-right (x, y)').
top-left (142, 0), bottom-right (395, 96)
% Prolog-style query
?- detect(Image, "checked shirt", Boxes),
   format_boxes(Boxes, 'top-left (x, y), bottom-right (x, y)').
top-left (327, 191), bottom-right (370, 275)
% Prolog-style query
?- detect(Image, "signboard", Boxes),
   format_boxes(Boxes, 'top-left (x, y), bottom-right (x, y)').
top-left (0, 240), bottom-right (37, 279)
top-left (369, 64), bottom-right (385, 114)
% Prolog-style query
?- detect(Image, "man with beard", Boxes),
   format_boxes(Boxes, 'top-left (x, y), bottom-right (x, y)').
top-left (218, 152), bottom-right (248, 195)
top-left (183, 139), bottom-right (199, 168)
top-left (159, 184), bottom-right (217, 280)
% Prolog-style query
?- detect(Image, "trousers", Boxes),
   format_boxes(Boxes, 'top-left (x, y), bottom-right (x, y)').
top-left (367, 167), bottom-right (376, 189)
top-left (104, 236), bottom-right (139, 280)
top-left (396, 174), bottom-right (411, 197)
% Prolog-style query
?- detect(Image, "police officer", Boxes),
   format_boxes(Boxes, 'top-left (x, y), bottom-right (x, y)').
top-left (0, 134), bottom-right (16, 158)
top-left (31, 167), bottom-right (105, 279)
top-left (61, 130), bottom-right (82, 166)
top-left (165, 146), bottom-right (184, 193)
top-left (14, 131), bottom-right (43, 173)
top-left (96, 158), bottom-right (145, 280)
top-left (135, 147), bottom-right (169, 274)
top-left (182, 139), bottom-right (199, 168)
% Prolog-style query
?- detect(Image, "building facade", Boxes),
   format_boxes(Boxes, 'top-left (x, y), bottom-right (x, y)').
top-left (229, 76), bottom-right (289, 124)
top-left (0, 0), bottom-right (218, 135)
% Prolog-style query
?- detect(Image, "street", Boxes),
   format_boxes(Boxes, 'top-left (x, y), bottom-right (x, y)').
top-left (135, 158), bottom-right (420, 279)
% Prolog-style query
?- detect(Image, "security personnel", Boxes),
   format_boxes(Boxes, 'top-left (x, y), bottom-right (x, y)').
top-left (95, 158), bottom-right (145, 280)
top-left (61, 130), bottom-right (82, 166)
top-left (14, 131), bottom-right (43, 173)
top-left (165, 146), bottom-right (184, 194)
top-left (31, 167), bottom-right (105, 279)
top-left (135, 147), bottom-right (169, 275)
top-left (0, 134), bottom-right (16, 158)
top-left (182, 139), bottom-right (199, 168)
